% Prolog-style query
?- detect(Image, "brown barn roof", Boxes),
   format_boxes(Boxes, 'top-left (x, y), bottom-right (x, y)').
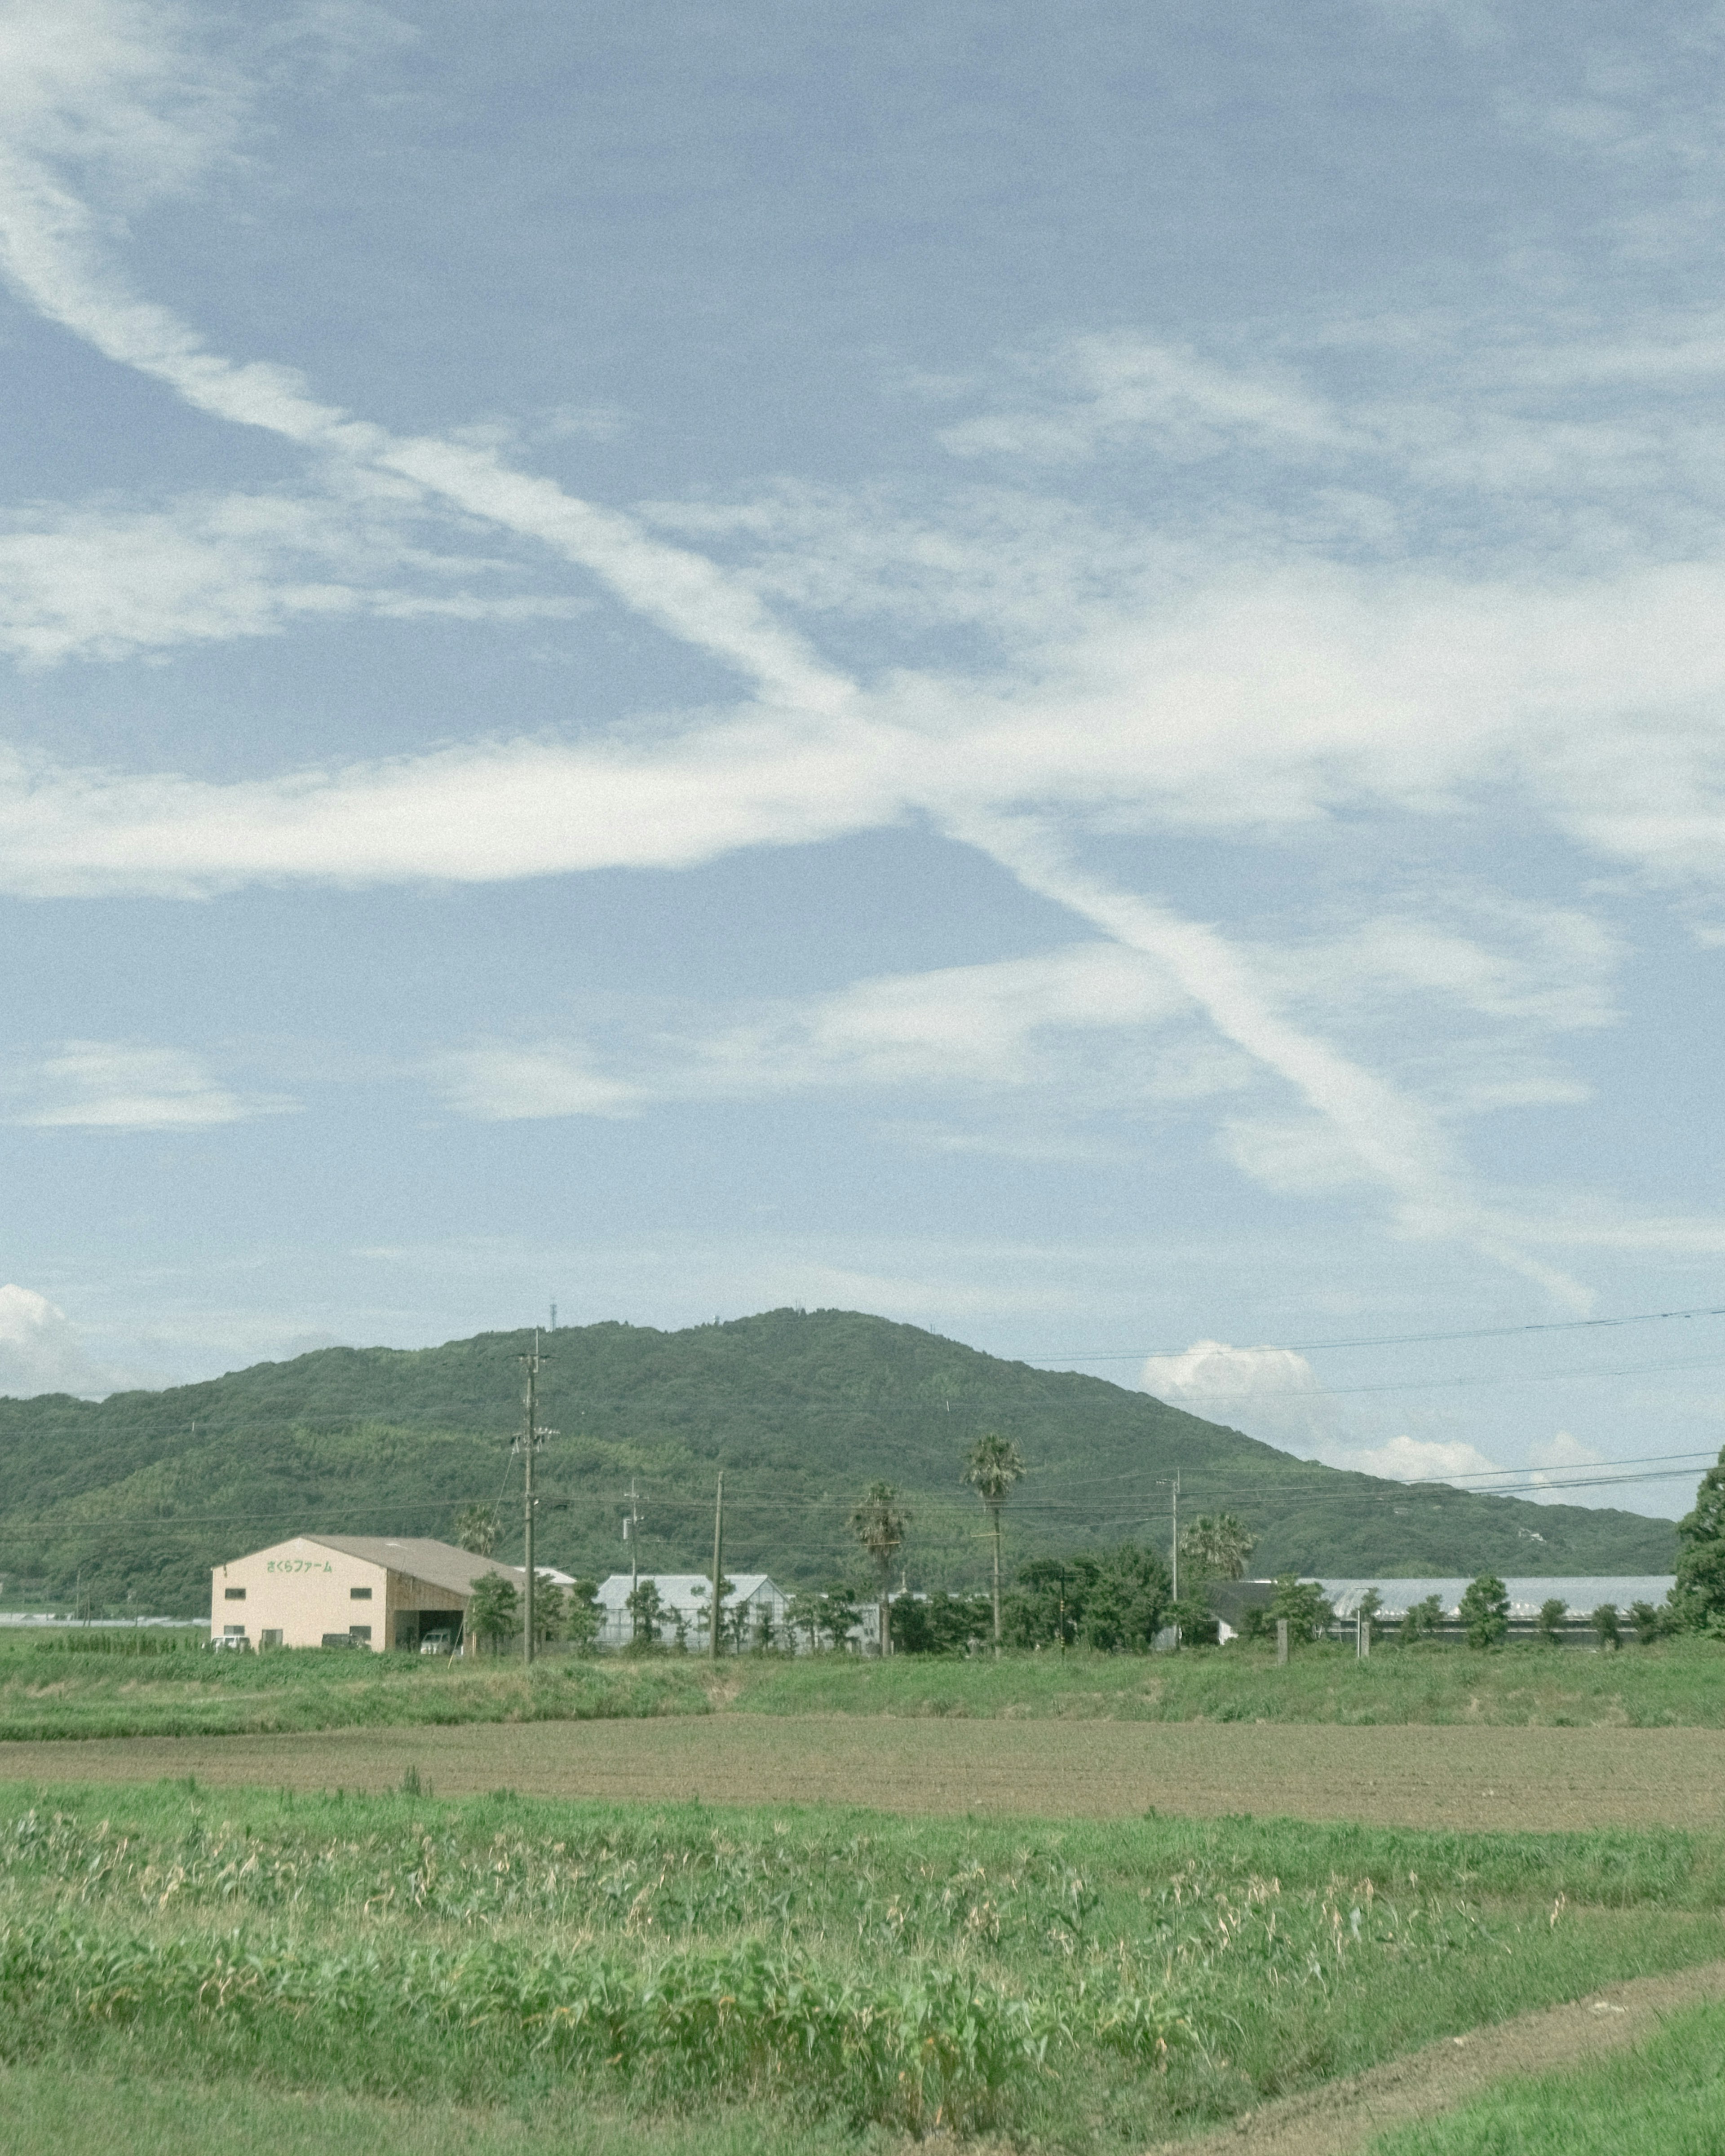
top-left (298, 1535), bottom-right (524, 1599)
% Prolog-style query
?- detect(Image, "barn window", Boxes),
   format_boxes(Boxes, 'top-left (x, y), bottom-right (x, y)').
top-left (224, 1587), bottom-right (246, 1600)
top-left (261, 1630), bottom-right (283, 1648)
top-left (349, 1625), bottom-right (372, 1643)
top-left (350, 1586), bottom-right (372, 1600)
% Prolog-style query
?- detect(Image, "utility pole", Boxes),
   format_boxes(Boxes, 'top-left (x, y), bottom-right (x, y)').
top-left (709, 1472), bottom-right (725, 1662)
top-left (549, 1301), bottom-right (557, 1332)
top-left (517, 1330), bottom-right (553, 1667)
top-left (626, 1478), bottom-right (640, 1636)
top-left (1168, 1471), bottom-right (1181, 1652)
top-left (1170, 1472), bottom-right (1180, 1602)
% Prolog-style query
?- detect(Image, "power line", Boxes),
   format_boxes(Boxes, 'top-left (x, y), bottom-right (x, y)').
top-left (0, 1441), bottom-right (1708, 1542)
top-left (1021, 1302), bottom-right (1725, 1364)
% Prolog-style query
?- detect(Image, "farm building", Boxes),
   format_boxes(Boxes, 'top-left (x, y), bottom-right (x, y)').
top-left (210, 1534), bottom-right (572, 1653)
top-left (596, 1572), bottom-right (789, 1650)
top-left (1320, 1577), bottom-right (1676, 1623)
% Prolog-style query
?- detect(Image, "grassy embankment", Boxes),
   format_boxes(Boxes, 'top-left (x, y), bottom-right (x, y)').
top-left (0, 1635), bottom-right (709, 1740)
top-left (1, 1780), bottom-right (1722, 2153)
top-left (730, 1635), bottom-right (1725, 1725)
top-left (1369, 1997), bottom-right (1725, 2155)
top-left (4, 1630), bottom-right (1724, 1741)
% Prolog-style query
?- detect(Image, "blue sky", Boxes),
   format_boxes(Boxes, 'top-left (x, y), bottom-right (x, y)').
top-left (2, 0), bottom-right (1724, 1518)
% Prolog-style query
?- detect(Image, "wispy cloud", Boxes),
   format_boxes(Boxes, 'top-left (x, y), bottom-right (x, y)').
top-left (938, 332), bottom-right (1340, 464)
top-left (431, 1043), bottom-right (641, 1122)
top-left (8, 1041), bottom-right (293, 1130)
top-left (0, 489), bottom-right (588, 664)
top-left (6, 0), bottom-right (1725, 1307)
top-left (429, 945), bottom-right (1202, 1120)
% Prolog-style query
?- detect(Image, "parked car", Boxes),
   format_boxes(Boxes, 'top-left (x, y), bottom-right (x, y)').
top-left (207, 1634), bottom-right (250, 1653)
top-left (419, 1631), bottom-right (455, 1656)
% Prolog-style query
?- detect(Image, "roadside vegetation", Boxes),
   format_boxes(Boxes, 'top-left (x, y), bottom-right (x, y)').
top-left (1369, 1996), bottom-right (1725, 2155)
top-left (1, 1782), bottom-right (1722, 2152)
top-left (4, 1626), bottom-right (1725, 1741)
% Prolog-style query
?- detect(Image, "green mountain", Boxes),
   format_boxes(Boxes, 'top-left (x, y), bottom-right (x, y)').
top-left (0, 1308), bottom-right (1676, 1614)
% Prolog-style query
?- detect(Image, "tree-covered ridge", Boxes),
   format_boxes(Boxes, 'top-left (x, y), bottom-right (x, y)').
top-left (0, 1307), bottom-right (1675, 1613)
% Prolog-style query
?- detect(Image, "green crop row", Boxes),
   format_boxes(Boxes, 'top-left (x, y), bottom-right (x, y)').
top-left (4, 1786), bottom-right (1724, 2147)
top-left (0, 1917), bottom-right (1165, 2132)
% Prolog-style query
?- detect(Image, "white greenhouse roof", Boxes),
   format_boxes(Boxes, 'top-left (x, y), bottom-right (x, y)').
top-left (1321, 1576), bottom-right (1676, 1619)
top-left (595, 1572), bottom-right (783, 1611)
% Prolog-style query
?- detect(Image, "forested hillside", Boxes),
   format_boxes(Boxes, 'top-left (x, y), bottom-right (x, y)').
top-left (0, 1308), bottom-right (1676, 1613)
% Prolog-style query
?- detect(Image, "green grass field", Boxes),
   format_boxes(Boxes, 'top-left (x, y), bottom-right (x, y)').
top-left (729, 1635), bottom-right (1725, 1726)
top-left (1369, 1997), bottom-right (1725, 2155)
top-left (1, 1780), bottom-right (1722, 2152)
top-left (4, 1631), bottom-right (1724, 1742)
top-left (0, 1636), bottom-right (710, 1740)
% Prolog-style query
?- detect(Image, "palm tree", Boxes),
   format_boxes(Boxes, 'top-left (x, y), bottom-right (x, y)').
top-left (453, 1503), bottom-right (500, 1556)
top-left (1176, 1512), bottom-right (1255, 1584)
top-left (963, 1432), bottom-right (1025, 1656)
top-left (849, 1480), bottom-right (910, 1658)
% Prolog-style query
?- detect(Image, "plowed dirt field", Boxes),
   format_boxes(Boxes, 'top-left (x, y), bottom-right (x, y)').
top-left (3, 1715), bottom-right (1723, 1827)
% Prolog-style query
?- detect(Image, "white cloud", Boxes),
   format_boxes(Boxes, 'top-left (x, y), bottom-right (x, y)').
top-left (9, 1041), bottom-right (292, 1129)
top-left (0, 1281), bottom-right (155, 1396)
top-left (960, 823), bottom-right (1600, 1299)
top-left (1139, 1336), bottom-right (1515, 1486)
top-left (1523, 1427), bottom-right (1609, 1502)
top-left (433, 946), bottom-right (1206, 1125)
top-left (0, 491), bottom-right (588, 664)
top-left (938, 333), bottom-right (1339, 464)
top-left (1349, 1434), bottom-right (1503, 1482)
top-left (1141, 1337), bottom-right (1322, 1399)
top-left (3, 2), bottom-right (1725, 1306)
top-left (697, 943), bottom-right (1189, 1096)
top-left (1282, 905), bottom-right (1621, 1034)
top-left (0, 0), bottom-right (244, 203)
top-left (431, 1044), bottom-right (641, 1122)
top-left (1140, 1340), bottom-right (1337, 1456)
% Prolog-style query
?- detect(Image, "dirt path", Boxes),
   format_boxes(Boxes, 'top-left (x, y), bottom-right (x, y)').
top-left (1, 1717), bottom-right (1724, 1829)
top-left (1157, 1957), bottom-right (1725, 2156)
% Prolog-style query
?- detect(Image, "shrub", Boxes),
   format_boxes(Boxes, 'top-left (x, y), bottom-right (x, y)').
top-left (467, 1573), bottom-right (519, 1654)
top-left (1400, 1594), bottom-right (1446, 1644)
top-left (1005, 1546), bottom-right (1171, 1652)
top-left (1630, 1599), bottom-right (1670, 1646)
top-left (1459, 1574), bottom-right (1510, 1650)
top-left (1167, 1595), bottom-right (1220, 1648)
top-left (891, 1590), bottom-right (992, 1657)
top-left (1592, 1604), bottom-right (1622, 1649)
top-left (1268, 1576), bottom-right (1334, 1645)
top-left (1537, 1596), bottom-right (1569, 1645)
top-left (1673, 1446), bottom-right (1725, 1632)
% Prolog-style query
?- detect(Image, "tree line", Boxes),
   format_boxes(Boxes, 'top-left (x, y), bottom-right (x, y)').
top-left (448, 1435), bottom-right (1725, 1657)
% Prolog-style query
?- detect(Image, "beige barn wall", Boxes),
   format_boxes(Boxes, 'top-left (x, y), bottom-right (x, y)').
top-left (210, 1539), bottom-right (389, 1650)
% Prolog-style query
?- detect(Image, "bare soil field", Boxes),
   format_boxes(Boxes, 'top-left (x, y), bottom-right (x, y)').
top-left (4, 1715), bottom-right (1724, 1828)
